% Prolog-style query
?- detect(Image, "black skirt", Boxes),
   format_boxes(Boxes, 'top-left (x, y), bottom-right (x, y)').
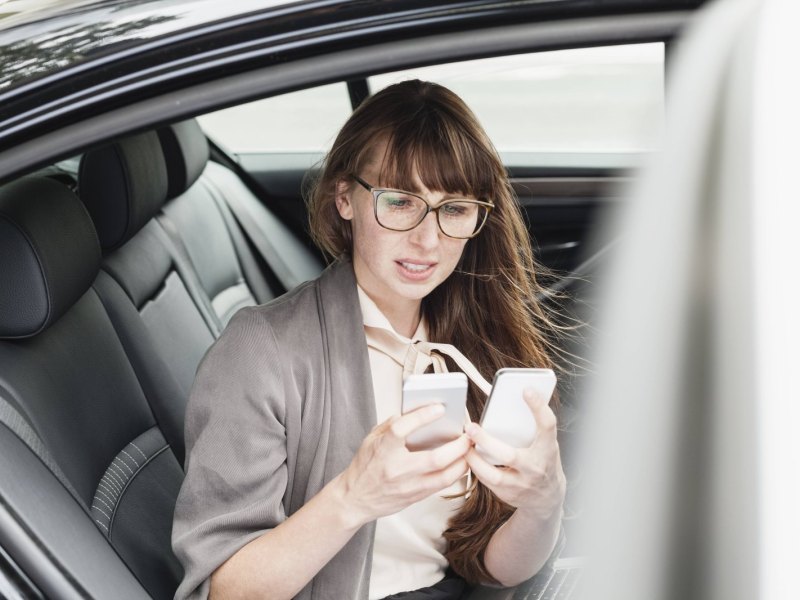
top-left (379, 569), bottom-right (473, 600)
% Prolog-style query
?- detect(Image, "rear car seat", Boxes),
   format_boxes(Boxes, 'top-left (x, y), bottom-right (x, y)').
top-left (78, 124), bottom-right (323, 465)
top-left (79, 131), bottom-right (228, 465)
top-left (157, 119), bottom-right (325, 318)
top-left (157, 120), bottom-right (279, 325)
top-left (0, 122), bottom-right (326, 598)
top-left (0, 176), bottom-right (182, 599)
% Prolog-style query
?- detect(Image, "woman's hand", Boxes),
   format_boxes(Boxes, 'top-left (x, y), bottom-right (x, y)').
top-left (336, 404), bottom-right (471, 527)
top-left (465, 388), bottom-right (566, 521)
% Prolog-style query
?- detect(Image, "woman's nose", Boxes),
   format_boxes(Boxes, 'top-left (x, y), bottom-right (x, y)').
top-left (409, 211), bottom-right (440, 248)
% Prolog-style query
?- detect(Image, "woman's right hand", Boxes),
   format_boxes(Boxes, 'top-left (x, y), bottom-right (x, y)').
top-left (336, 404), bottom-right (471, 526)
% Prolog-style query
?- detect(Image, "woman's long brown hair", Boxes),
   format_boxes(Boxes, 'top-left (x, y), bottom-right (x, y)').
top-left (307, 79), bottom-right (563, 585)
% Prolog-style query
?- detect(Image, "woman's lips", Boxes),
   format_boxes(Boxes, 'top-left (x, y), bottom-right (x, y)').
top-left (395, 260), bottom-right (436, 281)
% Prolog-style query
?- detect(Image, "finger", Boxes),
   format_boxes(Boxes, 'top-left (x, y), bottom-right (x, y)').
top-left (372, 415), bottom-right (397, 434)
top-left (521, 386), bottom-right (551, 414)
top-left (465, 448), bottom-right (507, 489)
top-left (419, 457), bottom-right (469, 495)
top-left (411, 434), bottom-right (471, 473)
top-left (523, 388), bottom-right (557, 441)
top-left (464, 422), bottom-right (516, 467)
top-left (389, 403), bottom-right (446, 441)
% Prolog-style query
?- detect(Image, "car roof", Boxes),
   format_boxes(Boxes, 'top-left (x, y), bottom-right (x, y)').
top-left (0, 0), bottom-right (707, 181)
top-left (0, 0), bottom-right (706, 101)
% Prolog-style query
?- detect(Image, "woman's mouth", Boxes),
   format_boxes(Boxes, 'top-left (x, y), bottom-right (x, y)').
top-left (396, 260), bottom-right (436, 280)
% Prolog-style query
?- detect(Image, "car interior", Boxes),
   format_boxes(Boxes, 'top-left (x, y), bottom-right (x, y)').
top-left (0, 18), bottom-right (675, 600)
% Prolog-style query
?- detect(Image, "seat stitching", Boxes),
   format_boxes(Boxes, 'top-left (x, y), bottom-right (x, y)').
top-left (95, 520), bottom-right (109, 532)
top-left (109, 462), bottom-right (129, 482)
top-left (107, 444), bottom-right (170, 537)
top-left (93, 505), bottom-right (111, 520)
top-left (98, 480), bottom-right (120, 498)
top-left (105, 469), bottom-right (126, 492)
top-left (121, 449), bottom-right (141, 468)
top-left (94, 488), bottom-right (115, 505)
top-left (92, 495), bottom-right (114, 512)
top-left (130, 442), bottom-right (147, 461)
top-left (103, 464), bottom-right (119, 485)
top-left (114, 456), bottom-right (135, 476)
top-left (102, 474), bottom-right (123, 495)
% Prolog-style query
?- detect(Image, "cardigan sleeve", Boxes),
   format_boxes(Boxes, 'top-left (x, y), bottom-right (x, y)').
top-left (172, 306), bottom-right (288, 600)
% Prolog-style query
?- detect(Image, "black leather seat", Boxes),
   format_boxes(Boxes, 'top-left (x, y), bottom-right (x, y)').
top-left (157, 120), bottom-right (279, 326)
top-left (79, 131), bottom-right (224, 466)
top-left (157, 119), bottom-right (325, 323)
top-left (0, 176), bottom-right (183, 599)
top-left (0, 121), bottom-right (326, 598)
top-left (78, 124), bottom-right (324, 466)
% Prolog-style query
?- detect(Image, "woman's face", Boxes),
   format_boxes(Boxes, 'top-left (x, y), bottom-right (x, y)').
top-left (335, 145), bottom-right (470, 316)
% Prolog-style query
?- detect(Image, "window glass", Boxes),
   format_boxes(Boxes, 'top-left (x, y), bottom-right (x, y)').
top-left (369, 43), bottom-right (664, 155)
top-left (197, 82), bottom-right (351, 153)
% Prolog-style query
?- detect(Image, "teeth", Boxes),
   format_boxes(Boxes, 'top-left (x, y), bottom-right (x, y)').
top-left (401, 262), bottom-right (430, 272)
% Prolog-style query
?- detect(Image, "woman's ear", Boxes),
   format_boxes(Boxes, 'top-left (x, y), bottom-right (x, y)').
top-left (334, 179), bottom-right (354, 220)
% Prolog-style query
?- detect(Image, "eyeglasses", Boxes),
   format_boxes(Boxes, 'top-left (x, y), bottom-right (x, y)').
top-left (352, 175), bottom-right (494, 239)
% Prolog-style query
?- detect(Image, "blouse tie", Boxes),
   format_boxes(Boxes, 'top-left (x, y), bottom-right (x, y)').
top-left (365, 326), bottom-right (492, 397)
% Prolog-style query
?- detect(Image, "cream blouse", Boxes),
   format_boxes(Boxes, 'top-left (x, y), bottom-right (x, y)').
top-left (357, 286), bottom-right (468, 599)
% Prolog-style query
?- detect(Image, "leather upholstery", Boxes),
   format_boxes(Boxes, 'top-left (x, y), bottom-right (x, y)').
top-left (158, 120), bottom-right (210, 199)
top-left (0, 177), bottom-right (183, 598)
top-left (79, 132), bottom-right (169, 251)
top-left (92, 426), bottom-right (184, 600)
top-left (0, 177), bottom-right (100, 339)
top-left (162, 179), bottom-right (263, 325)
top-left (157, 117), bottom-right (323, 325)
top-left (0, 119), bottom-right (322, 600)
top-left (82, 133), bottom-right (222, 461)
top-left (158, 118), bottom-right (277, 324)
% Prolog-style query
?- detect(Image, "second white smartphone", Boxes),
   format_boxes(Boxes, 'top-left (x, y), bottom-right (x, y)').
top-left (478, 368), bottom-right (557, 463)
top-left (402, 372), bottom-right (468, 451)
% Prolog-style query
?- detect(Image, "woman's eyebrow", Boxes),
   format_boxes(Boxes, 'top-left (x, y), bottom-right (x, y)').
top-left (385, 186), bottom-right (473, 201)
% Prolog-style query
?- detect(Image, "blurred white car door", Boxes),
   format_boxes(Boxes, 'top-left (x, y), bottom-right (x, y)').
top-left (579, 0), bottom-right (800, 599)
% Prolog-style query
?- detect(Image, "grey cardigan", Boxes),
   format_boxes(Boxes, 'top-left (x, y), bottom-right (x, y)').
top-left (172, 259), bottom-right (378, 599)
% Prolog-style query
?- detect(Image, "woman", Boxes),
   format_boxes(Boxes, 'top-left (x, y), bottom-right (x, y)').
top-left (172, 80), bottom-right (566, 600)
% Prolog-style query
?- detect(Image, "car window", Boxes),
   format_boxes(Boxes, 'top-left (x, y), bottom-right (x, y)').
top-left (197, 82), bottom-right (352, 153)
top-left (198, 44), bottom-right (663, 169)
top-left (370, 43), bottom-right (664, 166)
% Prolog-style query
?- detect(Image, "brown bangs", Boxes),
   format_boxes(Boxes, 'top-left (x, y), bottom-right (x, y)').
top-left (363, 98), bottom-right (500, 203)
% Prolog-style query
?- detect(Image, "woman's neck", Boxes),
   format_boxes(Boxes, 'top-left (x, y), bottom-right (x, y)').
top-left (358, 285), bottom-right (422, 338)
top-left (382, 302), bottom-right (422, 339)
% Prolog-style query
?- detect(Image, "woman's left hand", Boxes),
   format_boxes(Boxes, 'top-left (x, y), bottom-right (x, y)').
top-left (464, 388), bottom-right (566, 520)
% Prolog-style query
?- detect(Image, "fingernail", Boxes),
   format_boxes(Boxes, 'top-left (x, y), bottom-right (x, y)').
top-left (465, 423), bottom-right (478, 436)
top-left (431, 403), bottom-right (445, 415)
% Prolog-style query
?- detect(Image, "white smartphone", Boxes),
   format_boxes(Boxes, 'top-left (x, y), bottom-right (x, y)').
top-left (477, 368), bottom-right (557, 464)
top-left (401, 372), bottom-right (468, 451)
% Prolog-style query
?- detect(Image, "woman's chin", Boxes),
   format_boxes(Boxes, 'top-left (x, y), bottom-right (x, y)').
top-left (391, 276), bottom-right (445, 302)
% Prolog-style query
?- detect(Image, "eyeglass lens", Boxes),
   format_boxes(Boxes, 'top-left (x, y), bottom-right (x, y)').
top-left (375, 191), bottom-right (486, 238)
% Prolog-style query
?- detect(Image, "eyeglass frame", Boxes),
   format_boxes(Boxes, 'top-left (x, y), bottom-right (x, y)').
top-left (351, 175), bottom-right (494, 239)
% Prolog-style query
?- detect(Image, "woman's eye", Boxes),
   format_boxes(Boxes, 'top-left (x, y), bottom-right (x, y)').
top-left (442, 203), bottom-right (471, 217)
top-left (383, 194), bottom-right (413, 209)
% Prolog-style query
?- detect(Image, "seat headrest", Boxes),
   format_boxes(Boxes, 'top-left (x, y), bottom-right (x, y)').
top-left (0, 177), bottom-right (101, 339)
top-left (79, 131), bottom-right (169, 251)
top-left (157, 119), bottom-right (209, 199)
